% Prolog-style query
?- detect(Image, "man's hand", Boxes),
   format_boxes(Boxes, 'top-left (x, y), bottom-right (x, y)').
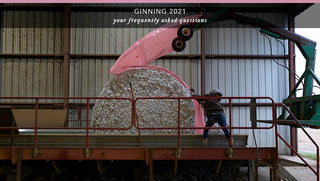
top-left (190, 88), bottom-right (195, 94)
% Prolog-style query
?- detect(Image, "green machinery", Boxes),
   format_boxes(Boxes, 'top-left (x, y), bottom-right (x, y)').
top-left (175, 9), bottom-right (320, 128)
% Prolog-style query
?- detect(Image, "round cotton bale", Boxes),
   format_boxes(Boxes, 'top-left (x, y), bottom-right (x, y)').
top-left (91, 69), bottom-right (195, 134)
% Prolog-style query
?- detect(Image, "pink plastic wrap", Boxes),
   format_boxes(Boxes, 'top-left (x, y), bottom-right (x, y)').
top-left (110, 14), bottom-right (205, 134)
top-left (110, 14), bottom-right (202, 75)
top-left (146, 66), bottom-right (205, 134)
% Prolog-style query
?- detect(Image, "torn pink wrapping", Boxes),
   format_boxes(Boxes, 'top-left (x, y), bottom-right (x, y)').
top-left (110, 14), bottom-right (202, 75)
top-left (110, 14), bottom-right (205, 134)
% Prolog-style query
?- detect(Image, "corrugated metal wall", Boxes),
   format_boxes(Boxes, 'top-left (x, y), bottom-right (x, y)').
top-left (0, 11), bottom-right (64, 102)
top-left (204, 12), bottom-right (290, 153)
top-left (0, 6), bottom-right (291, 153)
top-left (69, 11), bottom-right (202, 101)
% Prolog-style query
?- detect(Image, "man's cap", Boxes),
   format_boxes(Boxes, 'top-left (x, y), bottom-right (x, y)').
top-left (209, 89), bottom-right (223, 96)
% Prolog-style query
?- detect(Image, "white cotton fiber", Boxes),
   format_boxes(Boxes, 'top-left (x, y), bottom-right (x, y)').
top-left (91, 69), bottom-right (195, 134)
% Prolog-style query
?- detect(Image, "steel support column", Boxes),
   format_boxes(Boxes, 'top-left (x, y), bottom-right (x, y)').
top-left (248, 160), bottom-right (258, 181)
top-left (16, 150), bottom-right (22, 181)
top-left (200, 4), bottom-right (206, 95)
top-left (10, 148), bottom-right (22, 181)
top-left (63, 4), bottom-right (71, 104)
top-left (148, 149), bottom-right (153, 181)
top-left (288, 11), bottom-right (297, 154)
top-left (272, 147), bottom-right (278, 181)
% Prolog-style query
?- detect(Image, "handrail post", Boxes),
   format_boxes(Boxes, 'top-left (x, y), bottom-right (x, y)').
top-left (177, 99), bottom-right (181, 148)
top-left (175, 98), bottom-right (182, 175)
top-left (133, 98), bottom-right (143, 147)
top-left (32, 98), bottom-right (40, 158)
top-left (131, 98), bottom-right (134, 131)
top-left (228, 98), bottom-right (232, 147)
top-left (317, 146), bottom-right (319, 181)
top-left (86, 98), bottom-right (90, 149)
top-left (250, 98), bottom-right (257, 129)
top-left (276, 103), bottom-right (319, 180)
top-left (34, 98), bottom-right (39, 150)
top-left (132, 99), bottom-right (137, 129)
top-left (274, 104), bottom-right (279, 163)
top-left (78, 106), bottom-right (81, 127)
top-left (274, 107), bottom-right (280, 181)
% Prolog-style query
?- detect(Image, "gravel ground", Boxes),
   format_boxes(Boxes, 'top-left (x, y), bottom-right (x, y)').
top-left (298, 128), bottom-right (320, 154)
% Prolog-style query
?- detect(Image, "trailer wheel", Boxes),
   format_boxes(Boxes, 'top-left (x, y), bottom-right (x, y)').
top-left (172, 38), bottom-right (186, 52)
top-left (177, 25), bottom-right (193, 41)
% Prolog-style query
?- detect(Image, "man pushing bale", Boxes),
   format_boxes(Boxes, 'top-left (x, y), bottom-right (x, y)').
top-left (191, 89), bottom-right (232, 147)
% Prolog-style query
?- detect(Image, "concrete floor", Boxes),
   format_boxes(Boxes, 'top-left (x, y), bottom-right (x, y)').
top-left (280, 155), bottom-right (318, 181)
top-left (258, 167), bottom-right (272, 181)
top-left (298, 128), bottom-right (320, 154)
top-left (256, 128), bottom-right (320, 181)
top-left (255, 155), bottom-right (319, 181)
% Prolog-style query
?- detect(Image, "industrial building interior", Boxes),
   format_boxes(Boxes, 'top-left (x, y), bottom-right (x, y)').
top-left (0, 3), bottom-right (319, 181)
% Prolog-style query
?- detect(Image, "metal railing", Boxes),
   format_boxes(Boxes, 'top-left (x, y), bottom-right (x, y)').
top-left (134, 96), bottom-right (276, 148)
top-left (0, 96), bottom-right (318, 180)
top-left (275, 103), bottom-right (319, 181)
top-left (0, 96), bottom-right (276, 147)
top-left (0, 97), bottom-right (134, 149)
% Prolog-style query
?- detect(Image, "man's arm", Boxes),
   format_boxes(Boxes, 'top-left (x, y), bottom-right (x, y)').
top-left (191, 94), bottom-right (207, 106)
